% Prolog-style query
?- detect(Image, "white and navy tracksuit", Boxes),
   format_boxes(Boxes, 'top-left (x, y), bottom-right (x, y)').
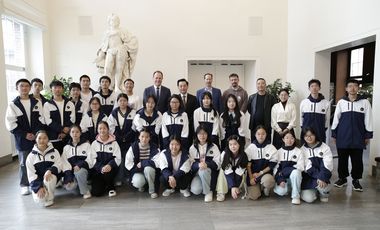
top-left (158, 149), bottom-right (192, 190)
top-left (88, 136), bottom-right (121, 196)
top-left (300, 142), bottom-right (333, 202)
top-left (193, 107), bottom-right (219, 147)
top-left (331, 96), bottom-right (373, 180)
top-left (133, 108), bottom-right (162, 146)
top-left (189, 143), bottom-right (221, 194)
top-left (71, 99), bottom-right (89, 126)
top-left (219, 151), bottom-right (248, 190)
top-left (80, 111), bottom-right (108, 142)
top-left (26, 143), bottom-right (62, 205)
top-left (271, 101), bottom-right (297, 149)
top-left (61, 140), bottom-right (91, 195)
top-left (300, 94), bottom-right (330, 142)
top-left (5, 96), bottom-right (45, 186)
top-left (245, 140), bottom-right (278, 184)
top-left (161, 111), bottom-right (189, 149)
top-left (125, 141), bottom-right (161, 193)
top-left (273, 146), bottom-right (304, 199)
top-left (93, 90), bottom-right (117, 116)
top-left (219, 111), bottom-right (246, 150)
top-left (43, 98), bottom-right (75, 153)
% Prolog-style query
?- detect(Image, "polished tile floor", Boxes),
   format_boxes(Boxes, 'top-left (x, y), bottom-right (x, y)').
top-left (1, 156), bottom-right (379, 230)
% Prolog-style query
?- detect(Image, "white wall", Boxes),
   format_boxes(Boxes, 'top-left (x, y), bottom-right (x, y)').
top-left (287, 0), bottom-right (380, 173)
top-left (46, 0), bottom-right (288, 94)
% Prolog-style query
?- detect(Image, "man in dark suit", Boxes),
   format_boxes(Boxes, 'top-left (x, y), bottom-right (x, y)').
top-left (196, 73), bottom-right (223, 113)
top-left (177, 78), bottom-right (199, 145)
top-left (247, 78), bottom-right (276, 142)
top-left (143, 70), bottom-right (171, 114)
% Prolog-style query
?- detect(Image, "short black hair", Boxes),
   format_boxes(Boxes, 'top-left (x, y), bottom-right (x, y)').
top-left (278, 88), bottom-right (289, 95)
top-left (79, 75), bottom-right (90, 82)
top-left (177, 78), bottom-right (188, 86)
top-left (346, 79), bottom-right (360, 86)
top-left (256, 77), bottom-right (266, 83)
top-left (117, 93), bottom-right (129, 102)
top-left (229, 73), bottom-right (239, 78)
top-left (16, 78), bottom-right (31, 87)
top-left (69, 82), bottom-right (81, 91)
top-left (49, 80), bottom-right (64, 89)
top-left (31, 78), bottom-right (43, 85)
top-left (99, 76), bottom-right (111, 84)
top-left (124, 78), bottom-right (134, 85)
top-left (308, 79), bottom-right (321, 88)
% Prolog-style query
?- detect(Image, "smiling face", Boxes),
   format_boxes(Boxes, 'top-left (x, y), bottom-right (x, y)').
top-left (279, 91), bottom-right (289, 103)
top-left (227, 96), bottom-right (237, 111)
top-left (70, 87), bottom-right (81, 100)
top-left (204, 74), bottom-right (213, 88)
top-left (169, 139), bottom-right (181, 155)
top-left (139, 131), bottom-right (151, 146)
top-left (178, 81), bottom-right (188, 94)
top-left (228, 139), bottom-right (240, 155)
top-left (90, 99), bottom-right (100, 112)
top-left (283, 132), bottom-right (295, 147)
top-left (98, 123), bottom-right (109, 138)
top-left (145, 97), bottom-right (156, 112)
top-left (346, 82), bottom-right (359, 96)
top-left (124, 80), bottom-right (134, 93)
top-left (36, 132), bottom-right (49, 148)
top-left (153, 72), bottom-right (163, 87)
top-left (304, 130), bottom-right (317, 146)
top-left (197, 129), bottom-right (208, 145)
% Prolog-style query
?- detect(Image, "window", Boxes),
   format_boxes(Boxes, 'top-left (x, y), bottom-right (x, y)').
top-left (350, 47), bottom-right (364, 77)
top-left (2, 15), bottom-right (26, 101)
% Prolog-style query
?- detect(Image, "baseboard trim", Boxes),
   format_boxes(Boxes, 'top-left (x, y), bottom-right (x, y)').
top-left (0, 154), bottom-right (13, 167)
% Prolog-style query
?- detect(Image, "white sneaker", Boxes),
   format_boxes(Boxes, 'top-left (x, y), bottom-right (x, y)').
top-left (20, 186), bottom-right (30, 195)
top-left (320, 197), bottom-right (329, 203)
top-left (292, 198), bottom-right (301, 205)
top-left (162, 189), bottom-right (175, 197)
top-left (44, 200), bottom-right (54, 207)
top-left (263, 188), bottom-right (270, 196)
top-left (216, 193), bottom-right (225, 202)
top-left (150, 193), bottom-right (158, 199)
top-left (108, 190), bottom-right (117, 197)
top-left (180, 189), bottom-right (191, 197)
top-left (83, 191), bottom-right (92, 199)
top-left (204, 191), bottom-right (213, 202)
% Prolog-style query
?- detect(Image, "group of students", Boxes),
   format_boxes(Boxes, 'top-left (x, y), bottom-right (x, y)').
top-left (5, 73), bottom-right (373, 208)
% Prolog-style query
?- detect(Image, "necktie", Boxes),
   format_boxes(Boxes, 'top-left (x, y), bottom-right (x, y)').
top-left (182, 95), bottom-right (186, 108)
top-left (156, 87), bottom-right (160, 101)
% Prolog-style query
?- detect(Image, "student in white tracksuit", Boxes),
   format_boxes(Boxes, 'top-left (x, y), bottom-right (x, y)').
top-left (125, 129), bottom-right (161, 199)
top-left (61, 125), bottom-right (92, 199)
top-left (26, 131), bottom-right (62, 207)
top-left (216, 135), bottom-right (248, 202)
top-left (273, 131), bottom-right (304, 205)
top-left (189, 125), bottom-right (221, 202)
top-left (245, 125), bottom-right (278, 200)
top-left (301, 127), bottom-right (333, 203)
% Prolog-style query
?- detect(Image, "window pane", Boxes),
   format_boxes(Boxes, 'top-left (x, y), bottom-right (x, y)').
top-left (350, 47), bottom-right (364, 77)
top-left (2, 16), bottom-right (25, 67)
top-left (6, 70), bottom-right (26, 102)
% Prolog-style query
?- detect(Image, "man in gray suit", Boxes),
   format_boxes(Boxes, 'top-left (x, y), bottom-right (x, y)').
top-left (143, 70), bottom-right (171, 114)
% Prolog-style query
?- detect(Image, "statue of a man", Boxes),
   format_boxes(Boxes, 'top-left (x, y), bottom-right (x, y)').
top-left (95, 14), bottom-right (138, 92)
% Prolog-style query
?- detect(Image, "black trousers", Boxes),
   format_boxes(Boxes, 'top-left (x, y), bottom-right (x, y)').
top-left (337, 148), bottom-right (363, 180)
top-left (160, 173), bottom-right (192, 190)
top-left (91, 169), bottom-right (117, 196)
